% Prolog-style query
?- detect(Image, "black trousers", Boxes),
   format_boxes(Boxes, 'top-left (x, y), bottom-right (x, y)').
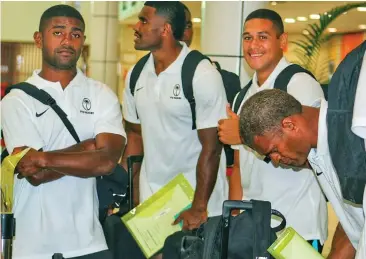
top-left (102, 215), bottom-right (145, 259)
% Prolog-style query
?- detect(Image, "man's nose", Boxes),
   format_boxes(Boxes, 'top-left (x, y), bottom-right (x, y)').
top-left (270, 153), bottom-right (281, 166)
top-left (61, 33), bottom-right (72, 45)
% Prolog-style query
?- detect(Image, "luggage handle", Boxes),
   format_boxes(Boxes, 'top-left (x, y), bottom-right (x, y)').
top-left (126, 155), bottom-right (144, 211)
top-left (221, 200), bottom-right (286, 259)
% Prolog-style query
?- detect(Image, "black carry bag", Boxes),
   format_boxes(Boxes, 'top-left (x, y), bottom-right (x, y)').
top-left (102, 155), bottom-right (144, 259)
top-left (163, 200), bottom-right (286, 259)
top-left (2, 82), bottom-right (129, 223)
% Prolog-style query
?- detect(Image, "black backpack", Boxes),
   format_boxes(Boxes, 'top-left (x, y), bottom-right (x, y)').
top-left (1, 82), bottom-right (130, 222)
top-left (232, 63), bottom-right (319, 115)
top-left (129, 50), bottom-right (242, 166)
top-left (327, 40), bottom-right (366, 205)
top-left (162, 200), bottom-right (286, 259)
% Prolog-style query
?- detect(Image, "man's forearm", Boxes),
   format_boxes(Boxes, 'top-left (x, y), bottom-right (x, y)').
top-left (26, 139), bottom-right (97, 185)
top-left (36, 135), bottom-right (124, 178)
top-left (328, 223), bottom-right (356, 259)
top-left (192, 146), bottom-right (222, 210)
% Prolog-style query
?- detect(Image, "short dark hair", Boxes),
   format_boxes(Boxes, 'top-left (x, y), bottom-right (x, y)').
top-left (245, 9), bottom-right (284, 36)
top-left (239, 89), bottom-right (302, 148)
top-left (39, 4), bottom-right (85, 32)
top-left (144, 1), bottom-right (185, 40)
top-left (182, 3), bottom-right (191, 15)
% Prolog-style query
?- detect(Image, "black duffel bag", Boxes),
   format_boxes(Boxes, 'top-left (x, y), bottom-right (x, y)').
top-left (163, 199), bottom-right (286, 259)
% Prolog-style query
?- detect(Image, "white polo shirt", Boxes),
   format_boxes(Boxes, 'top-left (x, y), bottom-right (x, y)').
top-left (308, 99), bottom-right (364, 249)
top-left (123, 42), bottom-right (228, 216)
top-left (233, 57), bottom-right (328, 242)
top-left (1, 69), bottom-right (126, 259)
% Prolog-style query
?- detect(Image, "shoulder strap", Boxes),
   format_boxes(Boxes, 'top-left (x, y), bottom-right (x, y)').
top-left (130, 53), bottom-right (150, 97)
top-left (274, 64), bottom-right (316, 91)
top-left (6, 82), bottom-right (80, 143)
top-left (181, 50), bottom-right (211, 130)
top-left (232, 80), bottom-right (252, 114)
top-left (251, 200), bottom-right (272, 258)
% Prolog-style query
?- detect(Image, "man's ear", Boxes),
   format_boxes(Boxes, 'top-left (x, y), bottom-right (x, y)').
top-left (33, 31), bottom-right (42, 49)
top-left (281, 116), bottom-right (297, 132)
top-left (279, 32), bottom-right (288, 51)
top-left (162, 22), bottom-right (172, 38)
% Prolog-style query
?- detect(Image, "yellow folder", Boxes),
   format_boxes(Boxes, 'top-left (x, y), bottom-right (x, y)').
top-left (1, 148), bottom-right (30, 213)
top-left (268, 227), bottom-right (324, 259)
top-left (121, 173), bottom-right (194, 258)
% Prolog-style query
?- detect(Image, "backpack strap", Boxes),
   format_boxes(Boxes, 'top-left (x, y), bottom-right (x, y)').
top-left (251, 200), bottom-right (273, 258)
top-left (181, 50), bottom-right (211, 130)
top-left (130, 53), bottom-right (150, 97)
top-left (232, 80), bottom-right (252, 114)
top-left (5, 82), bottom-right (80, 143)
top-left (274, 64), bottom-right (316, 91)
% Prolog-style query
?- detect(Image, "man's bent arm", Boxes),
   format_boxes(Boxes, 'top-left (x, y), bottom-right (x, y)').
top-left (32, 133), bottom-right (125, 177)
top-left (193, 127), bottom-right (223, 211)
top-left (121, 120), bottom-right (143, 206)
top-left (26, 138), bottom-right (97, 186)
top-left (327, 223), bottom-right (356, 259)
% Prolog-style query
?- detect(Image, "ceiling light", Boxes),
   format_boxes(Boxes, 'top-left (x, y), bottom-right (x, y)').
top-left (192, 18), bottom-right (201, 23)
top-left (357, 7), bottom-right (366, 12)
top-left (328, 28), bottom-right (337, 33)
top-left (302, 30), bottom-right (310, 35)
top-left (271, 1), bottom-right (277, 5)
top-left (359, 24), bottom-right (366, 30)
top-left (297, 16), bottom-right (308, 22)
top-left (324, 12), bottom-right (328, 15)
top-left (309, 14), bottom-right (320, 20)
top-left (284, 18), bottom-right (296, 23)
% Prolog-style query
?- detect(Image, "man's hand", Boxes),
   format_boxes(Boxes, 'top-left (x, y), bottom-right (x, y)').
top-left (173, 207), bottom-right (208, 230)
top-left (218, 104), bottom-right (242, 145)
top-left (15, 148), bottom-right (45, 177)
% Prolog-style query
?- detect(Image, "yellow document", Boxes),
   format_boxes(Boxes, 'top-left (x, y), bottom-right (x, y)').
top-left (121, 173), bottom-right (194, 258)
top-left (1, 148), bottom-right (30, 213)
top-left (268, 227), bottom-right (324, 259)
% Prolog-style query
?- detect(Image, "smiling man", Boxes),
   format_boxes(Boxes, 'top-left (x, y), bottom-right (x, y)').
top-left (217, 8), bottom-right (327, 253)
top-left (1, 5), bottom-right (125, 259)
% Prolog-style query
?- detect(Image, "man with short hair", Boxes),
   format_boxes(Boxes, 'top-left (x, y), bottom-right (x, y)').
top-left (238, 87), bottom-right (364, 258)
top-left (217, 9), bottom-right (327, 251)
top-left (1, 5), bottom-right (125, 259)
top-left (122, 0), bottom-right (228, 229)
top-left (119, 2), bottom-right (228, 258)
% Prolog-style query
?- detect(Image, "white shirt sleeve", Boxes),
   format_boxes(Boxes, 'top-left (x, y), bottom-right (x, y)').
top-left (1, 93), bottom-right (45, 154)
top-left (287, 72), bottom-right (325, 106)
top-left (192, 60), bottom-right (228, 130)
top-left (355, 185), bottom-right (366, 259)
top-left (94, 84), bottom-right (126, 139)
top-left (122, 66), bottom-right (141, 124)
top-left (352, 52), bottom-right (366, 141)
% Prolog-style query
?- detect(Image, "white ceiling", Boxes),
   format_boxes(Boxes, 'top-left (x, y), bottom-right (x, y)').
top-left (121, 1), bottom-right (366, 35)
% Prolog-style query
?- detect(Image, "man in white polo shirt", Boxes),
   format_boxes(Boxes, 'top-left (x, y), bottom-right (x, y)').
top-left (237, 41), bottom-right (365, 258)
top-left (217, 9), bottom-right (327, 252)
top-left (121, 0), bottom-right (227, 230)
top-left (1, 5), bottom-right (125, 259)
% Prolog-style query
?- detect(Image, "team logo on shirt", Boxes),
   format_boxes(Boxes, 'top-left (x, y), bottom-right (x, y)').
top-left (170, 84), bottom-right (182, 99)
top-left (80, 98), bottom-right (94, 114)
